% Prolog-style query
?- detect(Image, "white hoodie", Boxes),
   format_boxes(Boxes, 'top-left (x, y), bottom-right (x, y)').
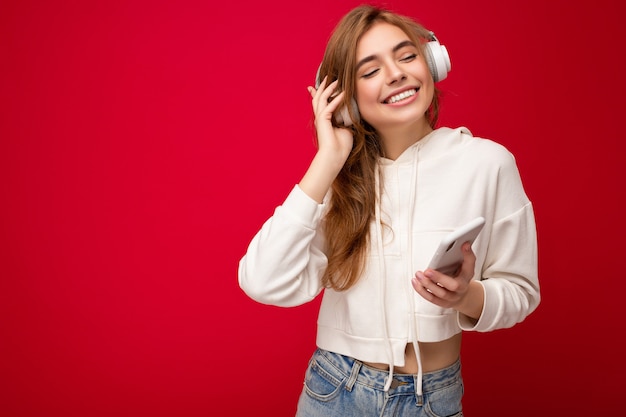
top-left (238, 127), bottom-right (540, 392)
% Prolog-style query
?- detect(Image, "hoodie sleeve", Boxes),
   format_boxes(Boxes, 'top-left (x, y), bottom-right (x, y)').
top-left (238, 185), bottom-right (328, 307)
top-left (458, 146), bottom-right (540, 332)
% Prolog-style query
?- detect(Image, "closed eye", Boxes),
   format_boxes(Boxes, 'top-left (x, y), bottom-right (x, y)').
top-left (362, 68), bottom-right (379, 78)
top-left (400, 53), bottom-right (417, 62)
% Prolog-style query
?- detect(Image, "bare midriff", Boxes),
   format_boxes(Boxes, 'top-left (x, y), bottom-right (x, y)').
top-left (363, 333), bottom-right (462, 374)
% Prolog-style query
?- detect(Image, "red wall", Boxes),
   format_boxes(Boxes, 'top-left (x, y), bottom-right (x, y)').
top-left (1, 0), bottom-right (624, 415)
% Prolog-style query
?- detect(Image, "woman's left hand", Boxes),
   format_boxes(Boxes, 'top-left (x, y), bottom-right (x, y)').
top-left (411, 242), bottom-right (484, 319)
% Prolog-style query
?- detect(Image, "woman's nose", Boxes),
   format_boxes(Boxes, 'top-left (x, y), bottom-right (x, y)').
top-left (386, 65), bottom-right (407, 85)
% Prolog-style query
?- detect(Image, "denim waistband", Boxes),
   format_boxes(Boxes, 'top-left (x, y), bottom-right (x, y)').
top-left (313, 348), bottom-right (461, 395)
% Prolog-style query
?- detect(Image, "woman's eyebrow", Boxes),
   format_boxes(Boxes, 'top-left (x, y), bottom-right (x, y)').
top-left (356, 40), bottom-right (416, 71)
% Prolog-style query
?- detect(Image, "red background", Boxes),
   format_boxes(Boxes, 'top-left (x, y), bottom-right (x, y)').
top-left (1, 0), bottom-right (624, 415)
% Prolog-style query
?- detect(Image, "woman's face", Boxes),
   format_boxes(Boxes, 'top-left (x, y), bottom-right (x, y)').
top-left (354, 22), bottom-right (434, 131)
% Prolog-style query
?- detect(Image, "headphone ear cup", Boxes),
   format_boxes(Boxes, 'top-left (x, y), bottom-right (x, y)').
top-left (424, 39), bottom-right (451, 82)
top-left (315, 64), bottom-right (359, 127)
top-left (334, 98), bottom-right (359, 127)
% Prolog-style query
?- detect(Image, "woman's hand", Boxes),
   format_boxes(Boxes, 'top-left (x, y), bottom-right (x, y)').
top-left (411, 242), bottom-right (485, 320)
top-left (298, 77), bottom-right (355, 203)
top-left (307, 77), bottom-right (354, 165)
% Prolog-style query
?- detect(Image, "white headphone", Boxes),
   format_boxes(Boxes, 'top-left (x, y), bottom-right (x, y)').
top-left (315, 31), bottom-right (451, 126)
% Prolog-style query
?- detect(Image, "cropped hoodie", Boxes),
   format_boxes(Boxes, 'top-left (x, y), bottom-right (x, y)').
top-left (238, 127), bottom-right (540, 394)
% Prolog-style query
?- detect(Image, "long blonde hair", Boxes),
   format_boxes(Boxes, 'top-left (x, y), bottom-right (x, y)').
top-left (318, 5), bottom-right (441, 291)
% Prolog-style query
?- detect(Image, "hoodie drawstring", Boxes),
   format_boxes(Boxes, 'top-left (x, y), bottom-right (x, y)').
top-left (375, 144), bottom-right (424, 396)
top-left (374, 166), bottom-right (395, 392)
top-left (407, 144), bottom-right (424, 397)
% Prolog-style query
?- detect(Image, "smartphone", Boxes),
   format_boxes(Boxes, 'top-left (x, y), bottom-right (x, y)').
top-left (426, 217), bottom-right (486, 276)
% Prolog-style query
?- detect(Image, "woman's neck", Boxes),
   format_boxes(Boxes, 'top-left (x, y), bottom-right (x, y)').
top-left (378, 120), bottom-right (433, 160)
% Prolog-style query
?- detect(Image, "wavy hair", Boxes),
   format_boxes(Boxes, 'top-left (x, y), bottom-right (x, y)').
top-left (318, 5), bottom-right (442, 291)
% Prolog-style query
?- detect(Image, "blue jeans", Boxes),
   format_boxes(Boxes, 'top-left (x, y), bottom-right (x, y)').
top-left (296, 348), bottom-right (464, 417)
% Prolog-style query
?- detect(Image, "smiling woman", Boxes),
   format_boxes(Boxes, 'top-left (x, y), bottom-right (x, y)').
top-left (3, 0), bottom-right (623, 415)
top-left (238, 4), bottom-right (539, 416)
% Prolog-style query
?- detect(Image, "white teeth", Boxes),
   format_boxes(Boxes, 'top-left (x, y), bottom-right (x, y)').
top-left (387, 89), bottom-right (417, 104)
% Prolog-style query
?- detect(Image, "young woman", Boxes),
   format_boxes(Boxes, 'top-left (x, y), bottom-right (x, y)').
top-left (238, 5), bottom-right (540, 416)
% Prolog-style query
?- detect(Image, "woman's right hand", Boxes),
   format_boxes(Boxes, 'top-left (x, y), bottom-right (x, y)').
top-left (299, 77), bottom-right (355, 203)
top-left (307, 77), bottom-right (354, 166)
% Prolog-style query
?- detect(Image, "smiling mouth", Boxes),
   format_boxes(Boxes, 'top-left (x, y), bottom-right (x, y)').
top-left (385, 88), bottom-right (418, 104)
